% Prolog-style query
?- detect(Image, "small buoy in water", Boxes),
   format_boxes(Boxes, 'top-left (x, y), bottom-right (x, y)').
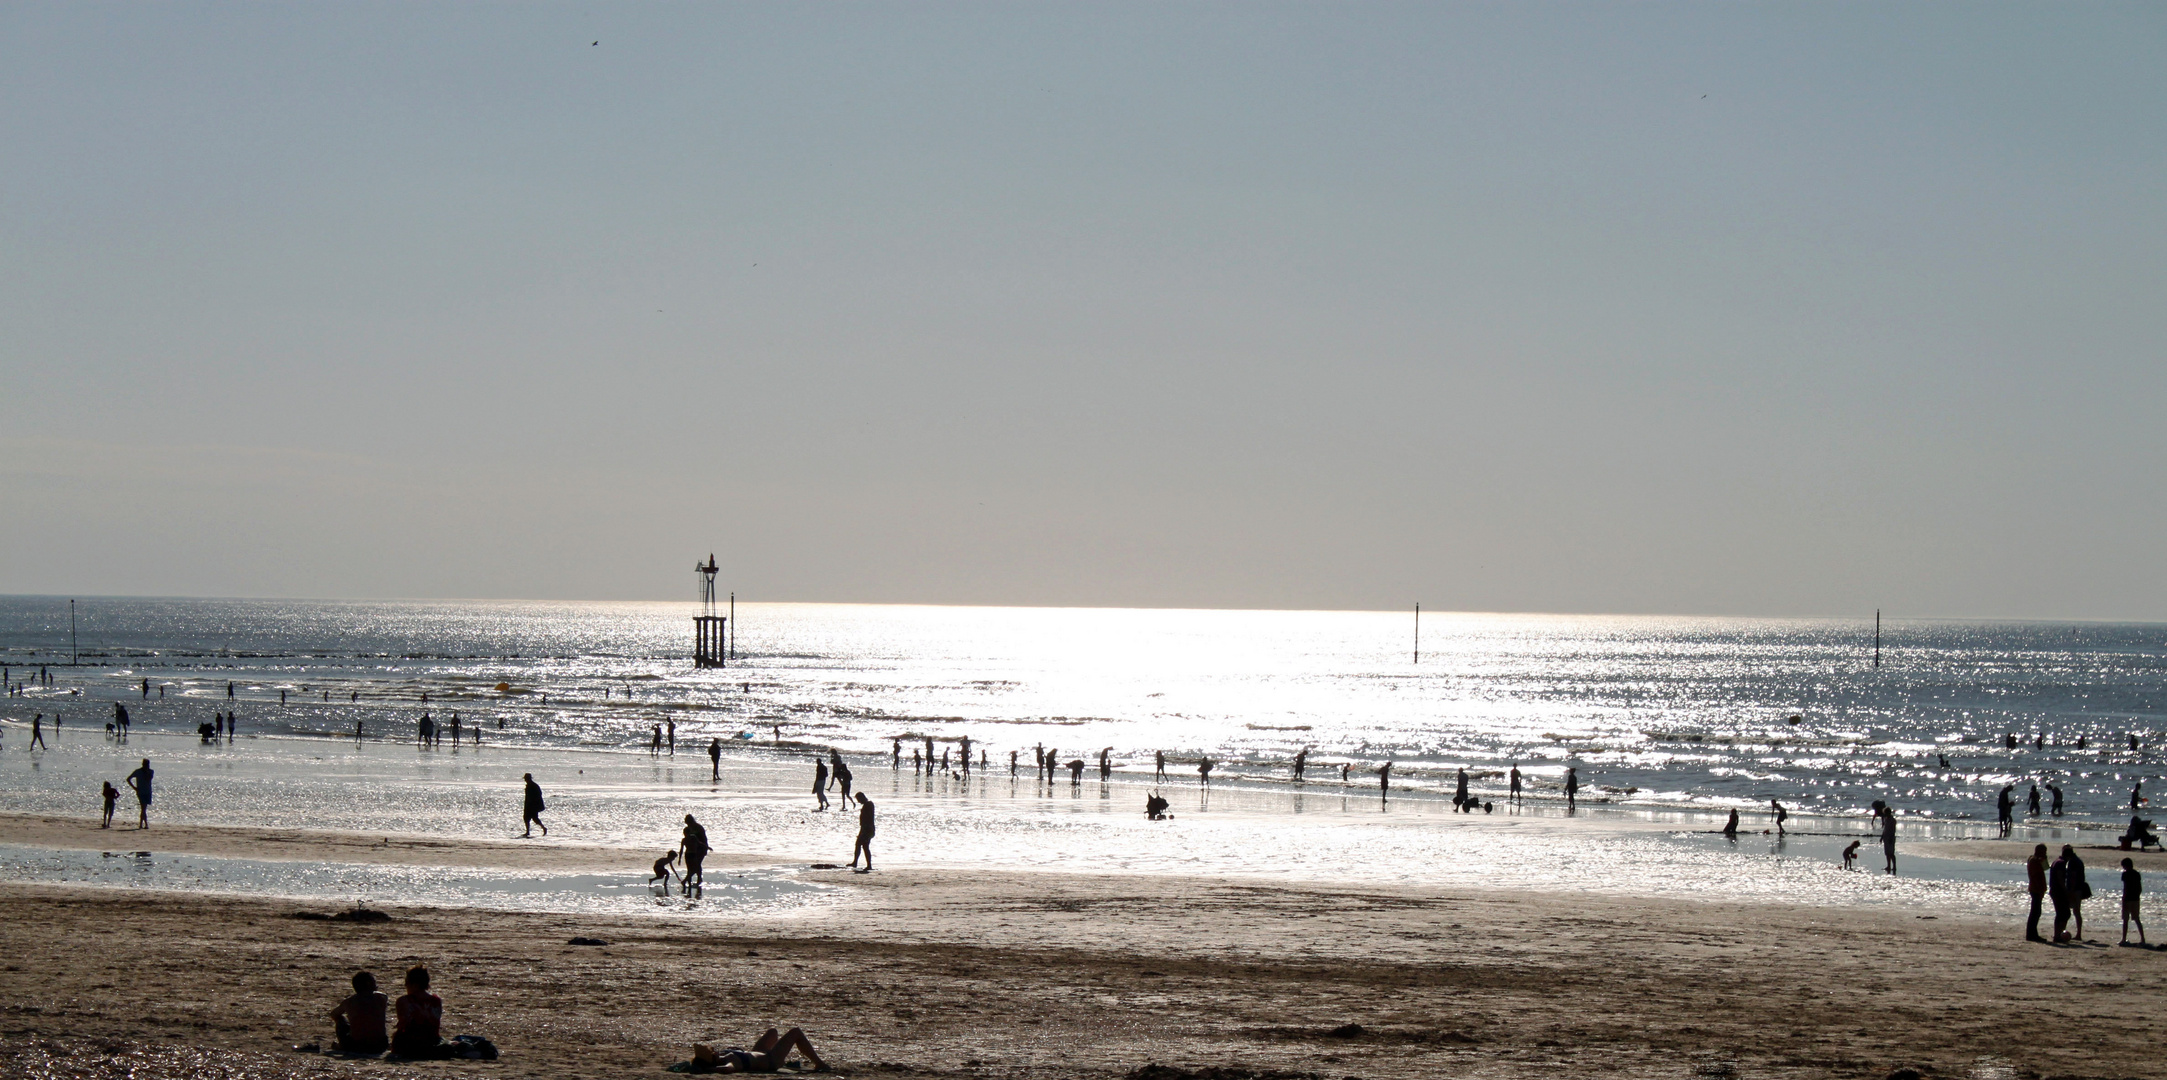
top-left (495, 682), bottom-right (511, 692)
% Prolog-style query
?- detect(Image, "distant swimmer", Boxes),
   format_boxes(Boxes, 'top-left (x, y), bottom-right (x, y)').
top-left (522, 774), bottom-right (548, 837)
top-left (848, 794), bottom-right (876, 872)
top-left (126, 758), bottom-right (154, 828)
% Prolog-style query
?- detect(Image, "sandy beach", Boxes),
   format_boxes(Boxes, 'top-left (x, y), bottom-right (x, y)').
top-left (2, 816), bottom-right (2163, 1080)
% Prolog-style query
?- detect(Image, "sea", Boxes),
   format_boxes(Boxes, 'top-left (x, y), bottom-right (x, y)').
top-left (1, 597), bottom-right (2160, 919)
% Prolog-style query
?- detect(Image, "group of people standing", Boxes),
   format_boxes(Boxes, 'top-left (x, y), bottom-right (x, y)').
top-left (2024, 843), bottom-right (2146, 946)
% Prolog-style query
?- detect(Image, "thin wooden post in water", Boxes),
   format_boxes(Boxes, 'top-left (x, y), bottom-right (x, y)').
top-left (1874, 610), bottom-right (1881, 669)
top-left (729, 592), bottom-right (736, 661)
top-left (1414, 603), bottom-right (1420, 665)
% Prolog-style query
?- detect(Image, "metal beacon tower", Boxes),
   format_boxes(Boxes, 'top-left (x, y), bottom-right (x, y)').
top-left (693, 554), bottom-right (727, 669)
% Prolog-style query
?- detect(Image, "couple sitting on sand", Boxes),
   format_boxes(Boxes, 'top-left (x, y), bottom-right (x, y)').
top-left (328, 965), bottom-right (491, 1059)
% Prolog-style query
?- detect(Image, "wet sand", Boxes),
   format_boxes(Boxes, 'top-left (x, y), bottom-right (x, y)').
top-left (3, 820), bottom-right (2165, 1080)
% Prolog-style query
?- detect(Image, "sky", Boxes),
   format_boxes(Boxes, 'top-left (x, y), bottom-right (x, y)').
top-left (3, 2), bottom-right (2164, 617)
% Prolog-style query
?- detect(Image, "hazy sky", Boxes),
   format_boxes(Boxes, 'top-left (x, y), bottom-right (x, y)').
top-left (4, 3), bottom-right (2163, 617)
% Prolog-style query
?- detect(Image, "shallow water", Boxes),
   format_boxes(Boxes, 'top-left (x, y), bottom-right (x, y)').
top-left (3, 598), bottom-right (2163, 825)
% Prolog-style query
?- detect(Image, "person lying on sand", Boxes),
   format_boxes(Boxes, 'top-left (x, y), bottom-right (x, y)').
top-left (695, 1027), bottom-right (827, 1073)
top-left (329, 971), bottom-right (389, 1056)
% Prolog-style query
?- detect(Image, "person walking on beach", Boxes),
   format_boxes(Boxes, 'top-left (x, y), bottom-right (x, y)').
top-left (1155, 750), bottom-right (1166, 782)
top-left (126, 758), bottom-right (153, 828)
top-left (1770, 798), bottom-right (1788, 836)
top-left (1996, 784), bottom-right (2015, 836)
top-left (521, 773), bottom-right (548, 837)
top-left (1453, 767), bottom-right (1469, 811)
top-left (1509, 763), bottom-right (1522, 802)
top-left (849, 793), bottom-right (876, 873)
top-left (834, 754), bottom-right (854, 803)
top-left (2025, 843), bottom-right (2050, 942)
top-left (813, 758), bottom-right (830, 810)
top-left (1564, 767), bottom-right (1580, 811)
top-left (1099, 747), bottom-right (1112, 782)
top-left (667, 719), bottom-right (676, 756)
top-left (924, 736), bottom-right (936, 776)
top-left (100, 780), bottom-right (119, 828)
top-left (1293, 747), bottom-right (1308, 781)
top-left (2066, 845), bottom-right (2092, 941)
top-left (681, 814), bottom-right (710, 894)
top-left (1380, 760), bottom-right (1392, 798)
top-left (1199, 755), bottom-right (1213, 786)
top-left (709, 738), bottom-right (722, 780)
top-left (2121, 857), bottom-right (2146, 946)
top-left (1722, 808), bottom-right (1740, 838)
top-left (30, 714), bottom-right (45, 749)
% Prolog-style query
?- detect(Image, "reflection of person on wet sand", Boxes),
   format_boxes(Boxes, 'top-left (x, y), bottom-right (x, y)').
top-left (699, 1027), bottom-right (827, 1073)
top-left (849, 794), bottom-right (875, 872)
top-left (681, 815), bottom-right (710, 893)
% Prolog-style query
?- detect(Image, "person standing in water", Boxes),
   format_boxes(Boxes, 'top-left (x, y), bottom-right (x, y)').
top-left (1453, 767), bottom-right (1469, 811)
top-left (1099, 748), bottom-right (1112, 782)
top-left (125, 758), bottom-right (154, 828)
top-left (849, 793), bottom-right (876, 873)
top-left (29, 714), bottom-right (45, 749)
top-left (1509, 763), bottom-right (1522, 802)
top-left (1009, 750), bottom-right (1018, 777)
top-left (959, 735), bottom-right (971, 774)
top-left (1873, 800), bottom-right (1898, 873)
top-left (708, 738), bottom-right (722, 780)
top-left (1722, 808), bottom-right (1740, 837)
top-left (813, 758), bottom-right (830, 810)
top-left (1380, 760), bottom-right (1391, 798)
top-left (1564, 767), bottom-right (1579, 811)
top-left (1155, 750), bottom-right (1166, 782)
top-left (1996, 784), bottom-right (2016, 836)
top-left (521, 773), bottom-right (548, 837)
top-left (1198, 756), bottom-right (1213, 786)
top-left (892, 739), bottom-right (901, 770)
top-left (1770, 798), bottom-right (1788, 836)
top-left (2027, 783), bottom-right (2041, 817)
top-left (1292, 748), bottom-right (1307, 781)
top-left (667, 719), bottom-right (676, 756)
top-left (680, 814), bottom-right (710, 894)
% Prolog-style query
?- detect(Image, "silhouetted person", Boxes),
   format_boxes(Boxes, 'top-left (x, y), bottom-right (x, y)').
top-left (667, 719), bottom-right (676, 756)
top-left (1292, 747), bottom-right (1307, 781)
top-left (849, 794), bottom-right (875, 872)
top-left (892, 739), bottom-right (901, 770)
top-left (125, 759), bottom-right (153, 828)
top-left (651, 725), bottom-right (663, 756)
top-left (1380, 760), bottom-right (1392, 797)
top-left (924, 736), bottom-right (935, 775)
top-left (1009, 750), bottom-right (1018, 777)
top-left (911, 749), bottom-right (922, 775)
top-left (2049, 783), bottom-right (2064, 816)
top-left (1155, 750), bottom-right (1166, 782)
top-left (834, 755), bottom-right (854, 802)
top-left (813, 759), bottom-right (830, 810)
top-left (959, 735), bottom-right (971, 774)
top-left (392, 966), bottom-right (447, 1059)
top-left (1564, 767), bottom-right (1579, 810)
top-left (682, 814), bottom-right (709, 893)
top-left (29, 714), bottom-right (44, 749)
top-left (2121, 857), bottom-right (2146, 946)
top-left (1875, 800), bottom-right (1898, 873)
top-left (1997, 784), bottom-right (2015, 836)
top-left (709, 738), bottom-right (723, 779)
top-left (1146, 793), bottom-right (1170, 820)
top-left (2027, 783), bottom-right (2041, 816)
top-left (2025, 843), bottom-right (2050, 942)
top-left (1199, 756), bottom-right (1212, 786)
top-left (1067, 758), bottom-right (1085, 783)
top-left (113, 702), bottom-right (129, 737)
top-left (522, 773), bottom-right (547, 837)
top-left (1841, 840), bottom-right (1860, 870)
top-left (1770, 798), bottom-right (1787, 836)
top-left (2066, 845), bottom-right (2092, 940)
top-left (1099, 747), bottom-right (1112, 781)
top-left (1722, 808), bottom-right (1740, 837)
top-left (330, 970), bottom-right (390, 1055)
top-left (1453, 767), bottom-right (1469, 810)
top-left (2134, 780), bottom-right (2145, 810)
top-left (1509, 763), bottom-right (1522, 802)
top-left (651, 849), bottom-right (680, 891)
top-left (2050, 845), bottom-right (2076, 941)
top-left (100, 780), bottom-right (119, 828)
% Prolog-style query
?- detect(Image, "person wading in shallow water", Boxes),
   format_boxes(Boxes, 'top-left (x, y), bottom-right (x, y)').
top-left (521, 773), bottom-right (548, 837)
top-left (680, 814), bottom-right (710, 894)
top-left (125, 758), bottom-right (154, 828)
top-left (709, 737), bottom-right (722, 780)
